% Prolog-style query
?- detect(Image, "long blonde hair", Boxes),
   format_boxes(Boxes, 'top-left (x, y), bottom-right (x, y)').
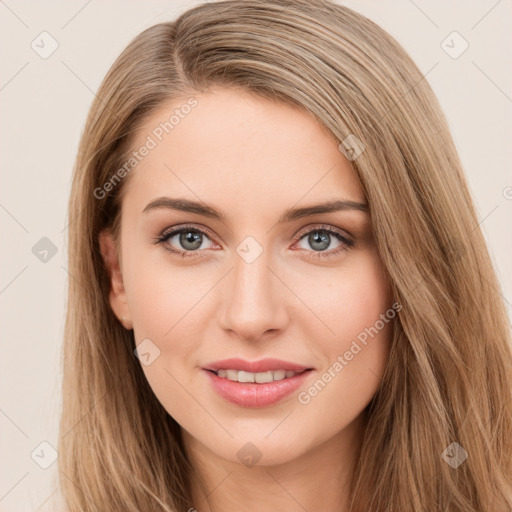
top-left (57, 1), bottom-right (512, 510)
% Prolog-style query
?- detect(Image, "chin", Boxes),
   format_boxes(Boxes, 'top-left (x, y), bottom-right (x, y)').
top-left (209, 435), bottom-right (307, 468)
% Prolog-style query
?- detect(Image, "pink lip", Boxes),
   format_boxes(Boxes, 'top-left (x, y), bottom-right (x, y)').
top-left (203, 357), bottom-right (313, 373)
top-left (203, 368), bottom-right (314, 408)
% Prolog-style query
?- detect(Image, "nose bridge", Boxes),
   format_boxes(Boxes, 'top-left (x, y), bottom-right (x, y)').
top-left (220, 240), bottom-right (288, 340)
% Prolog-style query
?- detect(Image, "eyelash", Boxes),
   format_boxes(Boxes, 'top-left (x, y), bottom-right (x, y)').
top-left (154, 223), bottom-right (355, 261)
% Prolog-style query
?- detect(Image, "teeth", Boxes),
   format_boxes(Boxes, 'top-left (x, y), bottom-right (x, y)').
top-left (225, 369), bottom-right (238, 381)
top-left (216, 369), bottom-right (298, 383)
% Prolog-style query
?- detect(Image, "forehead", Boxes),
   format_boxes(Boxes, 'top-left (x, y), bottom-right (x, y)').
top-left (123, 87), bottom-right (366, 219)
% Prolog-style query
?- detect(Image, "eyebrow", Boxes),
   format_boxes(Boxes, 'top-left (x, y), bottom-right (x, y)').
top-left (142, 197), bottom-right (369, 223)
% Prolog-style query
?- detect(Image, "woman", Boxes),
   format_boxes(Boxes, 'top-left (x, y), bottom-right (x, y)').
top-left (58, 0), bottom-right (512, 510)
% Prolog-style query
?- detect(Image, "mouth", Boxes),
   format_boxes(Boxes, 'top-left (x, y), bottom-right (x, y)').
top-left (203, 368), bottom-right (315, 408)
top-left (205, 368), bottom-right (312, 383)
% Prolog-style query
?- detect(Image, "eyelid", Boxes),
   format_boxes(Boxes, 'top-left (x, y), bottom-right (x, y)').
top-left (293, 223), bottom-right (353, 242)
top-left (159, 223), bottom-right (217, 242)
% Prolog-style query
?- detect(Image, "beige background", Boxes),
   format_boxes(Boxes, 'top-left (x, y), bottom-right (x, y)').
top-left (1, 1), bottom-right (511, 510)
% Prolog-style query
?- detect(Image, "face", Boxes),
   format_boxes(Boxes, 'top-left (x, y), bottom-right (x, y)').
top-left (100, 87), bottom-right (393, 467)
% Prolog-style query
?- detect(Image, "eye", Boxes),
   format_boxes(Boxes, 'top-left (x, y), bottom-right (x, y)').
top-left (156, 224), bottom-right (216, 258)
top-left (154, 223), bottom-right (355, 260)
top-left (293, 224), bottom-right (354, 260)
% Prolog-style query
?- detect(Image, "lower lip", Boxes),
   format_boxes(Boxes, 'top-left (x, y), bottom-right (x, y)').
top-left (203, 369), bottom-right (313, 408)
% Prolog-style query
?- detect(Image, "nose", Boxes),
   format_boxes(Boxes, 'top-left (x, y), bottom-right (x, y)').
top-left (218, 249), bottom-right (290, 342)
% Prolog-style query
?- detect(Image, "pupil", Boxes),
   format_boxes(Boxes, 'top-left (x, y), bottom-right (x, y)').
top-left (309, 231), bottom-right (329, 251)
top-left (180, 231), bottom-right (202, 250)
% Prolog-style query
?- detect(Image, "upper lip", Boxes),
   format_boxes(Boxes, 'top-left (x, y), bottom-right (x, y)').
top-left (203, 358), bottom-right (313, 373)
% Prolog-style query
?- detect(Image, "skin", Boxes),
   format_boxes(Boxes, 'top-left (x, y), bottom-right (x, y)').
top-left (100, 87), bottom-right (393, 511)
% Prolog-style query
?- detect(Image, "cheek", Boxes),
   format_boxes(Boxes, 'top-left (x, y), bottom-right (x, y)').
top-left (333, 253), bottom-right (392, 373)
top-left (290, 250), bottom-right (391, 346)
top-left (122, 246), bottom-right (205, 339)
top-left (123, 250), bottom-right (213, 404)
top-left (294, 251), bottom-right (393, 401)
top-left (125, 259), bottom-right (206, 422)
